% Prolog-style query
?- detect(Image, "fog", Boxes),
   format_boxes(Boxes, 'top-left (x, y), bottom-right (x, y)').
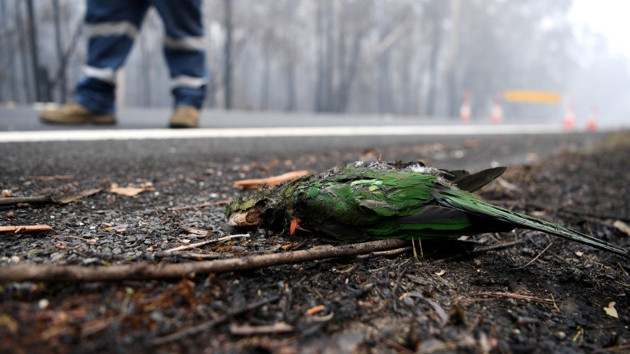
top-left (1, 0), bottom-right (629, 127)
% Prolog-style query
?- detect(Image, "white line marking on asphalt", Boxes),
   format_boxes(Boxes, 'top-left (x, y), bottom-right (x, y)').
top-left (0, 125), bottom-right (568, 143)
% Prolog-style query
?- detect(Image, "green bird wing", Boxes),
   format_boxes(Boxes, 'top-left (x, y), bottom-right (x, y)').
top-left (289, 169), bottom-right (477, 241)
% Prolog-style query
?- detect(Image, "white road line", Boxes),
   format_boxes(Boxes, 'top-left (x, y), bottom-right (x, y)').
top-left (0, 124), bottom-right (568, 143)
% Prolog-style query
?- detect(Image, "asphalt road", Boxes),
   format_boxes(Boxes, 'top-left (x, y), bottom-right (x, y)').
top-left (0, 105), bottom-right (613, 173)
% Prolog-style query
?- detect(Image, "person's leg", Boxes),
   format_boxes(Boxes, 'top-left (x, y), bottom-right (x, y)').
top-left (152, 0), bottom-right (207, 127)
top-left (41, 0), bottom-right (151, 124)
top-left (76, 0), bottom-right (151, 114)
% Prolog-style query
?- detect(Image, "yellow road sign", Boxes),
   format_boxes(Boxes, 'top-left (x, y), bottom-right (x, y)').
top-left (503, 91), bottom-right (561, 103)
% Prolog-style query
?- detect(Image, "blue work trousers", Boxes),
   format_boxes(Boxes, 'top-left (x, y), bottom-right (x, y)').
top-left (76, 0), bottom-right (207, 114)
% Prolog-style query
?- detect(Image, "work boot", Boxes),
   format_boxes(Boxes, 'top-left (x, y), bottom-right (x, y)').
top-left (169, 105), bottom-right (200, 128)
top-left (39, 103), bottom-right (116, 125)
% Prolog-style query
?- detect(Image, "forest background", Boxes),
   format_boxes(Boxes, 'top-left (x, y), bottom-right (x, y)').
top-left (1, 0), bottom-right (629, 126)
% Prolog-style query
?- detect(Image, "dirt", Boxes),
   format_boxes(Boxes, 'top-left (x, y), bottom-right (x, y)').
top-left (1, 132), bottom-right (629, 353)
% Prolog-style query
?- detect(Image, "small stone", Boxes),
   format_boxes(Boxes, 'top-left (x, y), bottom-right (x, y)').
top-left (555, 331), bottom-right (566, 340)
top-left (38, 299), bottom-right (50, 310)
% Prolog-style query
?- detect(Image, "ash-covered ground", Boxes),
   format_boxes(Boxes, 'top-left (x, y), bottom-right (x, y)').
top-left (1, 132), bottom-right (629, 353)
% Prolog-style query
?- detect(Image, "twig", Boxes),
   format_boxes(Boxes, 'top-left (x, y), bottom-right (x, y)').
top-left (371, 247), bottom-right (411, 256)
top-left (515, 241), bottom-right (553, 269)
top-left (0, 239), bottom-right (409, 282)
top-left (150, 295), bottom-right (280, 346)
top-left (0, 225), bottom-right (52, 234)
top-left (379, 335), bottom-right (415, 354)
top-left (0, 196), bottom-right (52, 206)
top-left (27, 175), bottom-right (74, 181)
top-left (233, 170), bottom-right (311, 189)
top-left (230, 322), bottom-right (294, 335)
top-left (475, 291), bottom-right (554, 304)
top-left (163, 234), bottom-right (249, 253)
top-left (154, 252), bottom-right (222, 260)
top-left (166, 199), bottom-right (232, 211)
top-left (472, 240), bottom-right (525, 253)
top-left (593, 343), bottom-right (630, 353)
top-left (181, 226), bottom-right (213, 236)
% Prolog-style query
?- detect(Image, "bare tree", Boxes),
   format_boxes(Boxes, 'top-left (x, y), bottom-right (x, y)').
top-left (0, 0), bottom-right (18, 102)
top-left (0, 0), bottom-right (625, 122)
top-left (283, 0), bottom-right (298, 111)
top-left (25, 0), bottom-right (45, 102)
top-left (224, 0), bottom-right (233, 109)
top-left (52, 0), bottom-right (66, 103)
top-left (15, 2), bottom-right (33, 103)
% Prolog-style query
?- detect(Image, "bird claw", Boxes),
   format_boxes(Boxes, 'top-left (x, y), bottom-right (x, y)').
top-left (412, 238), bottom-right (425, 262)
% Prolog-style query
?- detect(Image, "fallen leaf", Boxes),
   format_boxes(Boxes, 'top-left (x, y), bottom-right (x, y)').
top-left (614, 220), bottom-right (630, 236)
top-left (109, 182), bottom-right (154, 197)
top-left (55, 188), bottom-right (102, 204)
top-left (435, 270), bottom-right (446, 276)
top-left (603, 302), bottom-right (618, 318)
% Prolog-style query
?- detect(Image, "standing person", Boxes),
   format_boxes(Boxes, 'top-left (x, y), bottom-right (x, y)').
top-left (40, 0), bottom-right (207, 128)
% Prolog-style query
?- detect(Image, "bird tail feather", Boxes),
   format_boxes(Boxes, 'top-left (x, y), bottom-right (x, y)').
top-left (441, 190), bottom-right (629, 258)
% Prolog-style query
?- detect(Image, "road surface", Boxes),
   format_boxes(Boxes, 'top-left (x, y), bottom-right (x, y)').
top-left (0, 105), bottom-right (610, 172)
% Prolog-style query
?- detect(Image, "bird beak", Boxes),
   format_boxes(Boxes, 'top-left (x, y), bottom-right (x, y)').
top-left (228, 211), bottom-right (262, 227)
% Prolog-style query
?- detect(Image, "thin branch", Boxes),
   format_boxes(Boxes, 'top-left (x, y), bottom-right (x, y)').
top-left (229, 322), bottom-right (294, 335)
top-left (0, 239), bottom-right (409, 282)
top-left (166, 200), bottom-right (232, 211)
top-left (0, 225), bottom-right (52, 234)
top-left (476, 291), bottom-right (554, 304)
top-left (471, 240), bottom-right (525, 253)
top-left (592, 343), bottom-right (630, 353)
top-left (163, 234), bottom-right (249, 253)
top-left (154, 252), bottom-right (221, 260)
top-left (515, 242), bottom-right (553, 269)
top-left (26, 175), bottom-right (74, 181)
top-left (0, 195), bottom-right (52, 206)
top-left (233, 170), bottom-right (310, 189)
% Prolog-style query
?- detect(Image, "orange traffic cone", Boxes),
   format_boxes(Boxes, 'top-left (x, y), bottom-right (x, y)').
top-left (563, 104), bottom-right (575, 130)
top-left (460, 91), bottom-right (471, 122)
top-left (490, 101), bottom-right (502, 124)
top-left (587, 106), bottom-right (597, 132)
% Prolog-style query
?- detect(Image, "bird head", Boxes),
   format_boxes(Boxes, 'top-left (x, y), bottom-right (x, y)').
top-left (226, 187), bottom-right (283, 229)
